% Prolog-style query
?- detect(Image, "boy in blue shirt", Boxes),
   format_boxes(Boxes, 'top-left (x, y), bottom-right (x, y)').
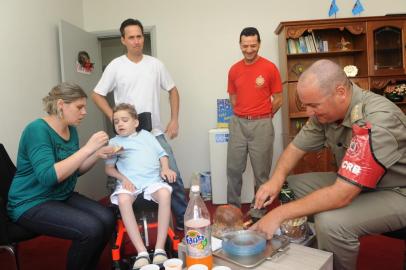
top-left (105, 103), bottom-right (175, 269)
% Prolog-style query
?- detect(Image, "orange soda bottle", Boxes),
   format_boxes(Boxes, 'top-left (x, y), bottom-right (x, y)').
top-left (184, 185), bottom-right (213, 269)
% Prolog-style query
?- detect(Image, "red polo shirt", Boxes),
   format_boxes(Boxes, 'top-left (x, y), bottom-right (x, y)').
top-left (227, 56), bottom-right (282, 116)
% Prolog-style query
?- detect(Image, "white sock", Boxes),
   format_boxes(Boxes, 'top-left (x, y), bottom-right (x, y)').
top-left (137, 251), bottom-right (149, 258)
top-left (154, 248), bottom-right (165, 254)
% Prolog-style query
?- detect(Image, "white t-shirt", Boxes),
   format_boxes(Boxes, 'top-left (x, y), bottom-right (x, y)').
top-left (94, 54), bottom-right (175, 135)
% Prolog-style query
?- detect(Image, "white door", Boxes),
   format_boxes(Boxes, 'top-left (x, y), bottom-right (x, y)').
top-left (58, 20), bottom-right (107, 200)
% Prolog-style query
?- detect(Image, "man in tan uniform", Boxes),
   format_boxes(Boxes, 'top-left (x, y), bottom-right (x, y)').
top-left (251, 59), bottom-right (406, 270)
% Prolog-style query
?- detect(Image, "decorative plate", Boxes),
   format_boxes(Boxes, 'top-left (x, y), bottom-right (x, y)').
top-left (291, 63), bottom-right (305, 77)
top-left (343, 65), bottom-right (358, 77)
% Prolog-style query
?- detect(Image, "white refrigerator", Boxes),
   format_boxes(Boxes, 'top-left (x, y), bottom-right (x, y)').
top-left (209, 128), bottom-right (255, 204)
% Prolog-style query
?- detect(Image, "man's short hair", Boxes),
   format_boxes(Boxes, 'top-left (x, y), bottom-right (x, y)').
top-left (240, 27), bottom-right (261, 43)
top-left (120, 18), bottom-right (144, 37)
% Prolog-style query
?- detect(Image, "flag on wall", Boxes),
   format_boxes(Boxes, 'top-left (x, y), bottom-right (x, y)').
top-left (352, 0), bottom-right (365, 15)
top-left (328, 0), bottom-right (339, 17)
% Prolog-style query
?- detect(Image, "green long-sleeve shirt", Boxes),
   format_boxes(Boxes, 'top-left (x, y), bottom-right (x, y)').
top-left (7, 119), bottom-right (79, 221)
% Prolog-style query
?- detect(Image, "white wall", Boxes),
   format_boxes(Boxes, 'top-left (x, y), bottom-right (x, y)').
top-left (0, 1), bottom-right (110, 199)
top-left (83, 0), bottom-right (406, 187)
top-left (0, 0), bottom-right (83, 161)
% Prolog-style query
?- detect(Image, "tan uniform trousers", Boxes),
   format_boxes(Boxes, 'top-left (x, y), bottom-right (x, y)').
top-left (287, 172), bottom-right (406, 270)
top-left (227, 116), bottom-right (274, 207)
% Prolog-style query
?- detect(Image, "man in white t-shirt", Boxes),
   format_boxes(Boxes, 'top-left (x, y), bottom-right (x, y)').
top-left (92, 18), bottom-right (187, 230)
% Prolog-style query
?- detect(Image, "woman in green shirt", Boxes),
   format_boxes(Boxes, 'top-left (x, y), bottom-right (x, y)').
top-left (7, 82), bottom-right (115, 270)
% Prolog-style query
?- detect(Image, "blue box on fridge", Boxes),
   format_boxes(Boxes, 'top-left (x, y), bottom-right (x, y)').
top-left (217, 99), bottom-right (233, 128)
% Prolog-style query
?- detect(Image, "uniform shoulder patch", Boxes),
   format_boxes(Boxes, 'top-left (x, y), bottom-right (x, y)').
top-left (304, 118), bottom-right (315, 129)
top-left (351, 102), bottom-right (364, 124)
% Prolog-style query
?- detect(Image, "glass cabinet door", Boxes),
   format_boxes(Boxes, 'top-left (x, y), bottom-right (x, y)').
top-left (374, 26), bottom-right (402, 70)
top-left (367, 20), bottom-right (405, 76)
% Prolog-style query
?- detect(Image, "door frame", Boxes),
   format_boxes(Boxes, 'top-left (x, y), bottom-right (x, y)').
top-left (92, 25), bottom-right (157, 57)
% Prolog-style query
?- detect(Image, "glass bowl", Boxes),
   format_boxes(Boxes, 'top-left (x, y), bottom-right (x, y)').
top-left (280, 216), bottom-right (309, 243)
top-left (221, 230), bottom-right (266, 257)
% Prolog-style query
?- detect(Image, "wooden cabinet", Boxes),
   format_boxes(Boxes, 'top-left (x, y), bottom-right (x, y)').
top-left (275, 15), bottom-right (406, 174)
top-left (367, 20), bottom-right (406, 76)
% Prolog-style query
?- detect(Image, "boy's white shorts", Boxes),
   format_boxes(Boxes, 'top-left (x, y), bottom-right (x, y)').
top-left (110, 181), bottom-right (172, 205)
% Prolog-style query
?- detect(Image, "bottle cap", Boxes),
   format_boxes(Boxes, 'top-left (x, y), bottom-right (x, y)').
top-left (191, 185), bottom-right (200, 193)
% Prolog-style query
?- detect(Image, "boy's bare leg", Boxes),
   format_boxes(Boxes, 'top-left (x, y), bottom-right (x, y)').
top-left (118, 193), bottom-right (147, 253)
top-left (152, 188), bottom-right (171, 249)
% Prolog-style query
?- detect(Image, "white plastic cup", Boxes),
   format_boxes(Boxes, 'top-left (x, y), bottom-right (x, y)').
top-left (163, 258), bottom-right (183, 270)
top-left (212, 267), bottom-right (232, 270)
top-left (188, 264), bottom-right (208, 270)
top-left (140, 264), bottom-right (160, 270)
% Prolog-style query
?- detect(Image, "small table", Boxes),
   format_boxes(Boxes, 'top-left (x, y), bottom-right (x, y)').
top-left (178, 242), bottom-right (333, 270)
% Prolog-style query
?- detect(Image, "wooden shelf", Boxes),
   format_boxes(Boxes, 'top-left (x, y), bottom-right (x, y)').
top-left (277, 15), bottom-right (406, 174)
top-left (287, 76), bottom-right (369, 84)
top-left (287, 49), bottom-right (364, 58)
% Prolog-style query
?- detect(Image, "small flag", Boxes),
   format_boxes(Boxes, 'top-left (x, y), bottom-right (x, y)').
top-left (328, 0), bottom-right (339, 17)
top-left (352, 0), bottom-right (364, 15)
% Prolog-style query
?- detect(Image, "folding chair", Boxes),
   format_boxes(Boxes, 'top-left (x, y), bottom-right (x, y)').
top-left (0, 143), bottom-right (38, 270)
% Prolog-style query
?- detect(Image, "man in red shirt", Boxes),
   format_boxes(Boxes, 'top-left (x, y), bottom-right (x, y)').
top-left (227, 27), bottom-right (282, 216)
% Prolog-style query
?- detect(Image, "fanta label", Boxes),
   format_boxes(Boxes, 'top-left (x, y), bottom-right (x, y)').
top-left (185, 218), bottom-right (211, 257)
top-left (185, 230), bottom-right (208, 249)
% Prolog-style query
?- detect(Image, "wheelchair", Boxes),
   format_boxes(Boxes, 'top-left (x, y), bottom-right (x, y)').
top-left (107, 176), bottom-right (181, 270)
top-left (107, 111), bottom-right (181, 269)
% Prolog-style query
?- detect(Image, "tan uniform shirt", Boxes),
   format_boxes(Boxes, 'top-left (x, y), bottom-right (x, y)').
top-left (293, 84), bottom-right (406, 188)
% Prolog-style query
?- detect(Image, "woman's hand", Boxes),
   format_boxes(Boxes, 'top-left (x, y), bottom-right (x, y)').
top-left (77, 131), bottom-right (110, 175)
top-left (122, 178), bottom-right (136, 192)
top-left (96, 145), bottom-right (122, 159)
top-left (161, 168), bottom-right (177, 183)
top-left (56, 131), bottom-right (110, 180)
top-left (84, 131), bottom-right (109, 154)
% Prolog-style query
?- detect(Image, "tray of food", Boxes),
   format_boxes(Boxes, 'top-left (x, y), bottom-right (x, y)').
top-left (213, 230), bottom-right (290, 268)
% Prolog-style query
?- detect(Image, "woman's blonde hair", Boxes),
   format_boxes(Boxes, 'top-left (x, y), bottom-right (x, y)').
top-left (42, 82), bottom-right (87, 115)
